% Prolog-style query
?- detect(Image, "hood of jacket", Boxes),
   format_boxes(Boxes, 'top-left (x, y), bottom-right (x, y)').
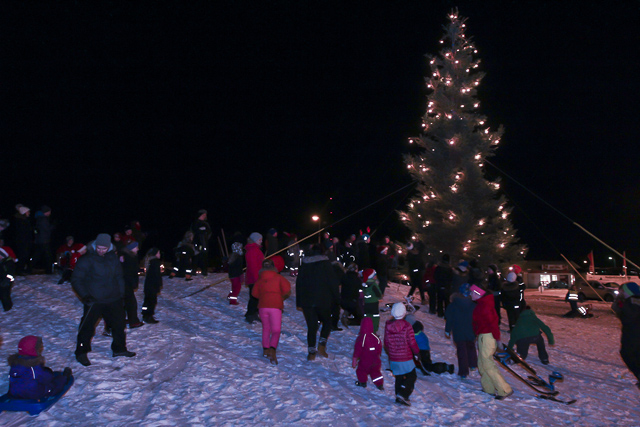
top-left (8, 354), bottom-right (45, 368)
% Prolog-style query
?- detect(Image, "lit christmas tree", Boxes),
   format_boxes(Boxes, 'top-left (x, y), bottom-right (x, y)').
top-left (399, 10), bottom-right (527, 265)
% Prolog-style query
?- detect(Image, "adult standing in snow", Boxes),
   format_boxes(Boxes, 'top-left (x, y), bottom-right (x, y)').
top-left (72, 233), bottom-right (135, 366)
top-left (434, 253), bottom-right (454, 318)
top-left (296, 244), bottom-right (340, 360)
top-left (244, 232), bottom-right (264, 324)
top-left (119, 241), bottom-right (143, 328)
top-left (190, 209), bottom-right (212, 276)
top-left (507, 306), bottom-right (554, 364)
top-left (612, 282), bottom-right (640, 389)
top-left (33, 205), bottom-right (54, 274)
top-left (265, 228), bottom-right (279, 257)
top-left (471, 284), bottom-right (512, 399)
top-left (486, 264), bottom-right (503, 323)
top-left (13, 204), bottom-right (33, 275)
top-left (406, 243), bottom-right (425, 303)
top-left (502, 271), bottom-right (525, 331)
top-left (141, 247), bottom-right (163, 323)
top-left (445, 286), bottom-right (478, 379)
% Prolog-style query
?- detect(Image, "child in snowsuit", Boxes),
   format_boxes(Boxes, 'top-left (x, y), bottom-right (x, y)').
top-left (352, 317), bottom-right (384, 390)
top-left (227, 242), bottom-right (244, 305)
top-left (384, 302), bottom-right (419, 406)
top-left (8, 336), bottom-right (72, 400)
top-left (361, 268), bottom-right (382, 332)
top-left (410, 319), bottom-right (454, 375)
top-left (507, 306), bottom-right (554, 364)
top-left (252, 259), bottom-right (291, 365)
top-left (445, 286), bottom-right (478, 378)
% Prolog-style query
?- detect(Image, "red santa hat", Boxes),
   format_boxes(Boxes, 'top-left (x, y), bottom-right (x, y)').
top-left (361, 268), bottom-right (377, 283)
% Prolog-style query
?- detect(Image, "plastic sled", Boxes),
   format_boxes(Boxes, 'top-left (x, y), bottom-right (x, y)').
top-left (0, 375), bottom-right (74, 416)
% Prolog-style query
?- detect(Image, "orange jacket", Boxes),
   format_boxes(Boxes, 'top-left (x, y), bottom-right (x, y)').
top-left (252, 269), bottom-right (291, 310)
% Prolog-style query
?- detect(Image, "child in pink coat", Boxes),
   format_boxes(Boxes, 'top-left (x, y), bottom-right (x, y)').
top-left (352, 317), bottom-right (384, 390)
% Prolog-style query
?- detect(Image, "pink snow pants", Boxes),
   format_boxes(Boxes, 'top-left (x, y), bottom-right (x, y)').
top-left (259, 307), bottom-right (282, 349)
top-left (229, 276), bottom-right (243, 304)
top-left (356, 361), bottom-right (384, 388)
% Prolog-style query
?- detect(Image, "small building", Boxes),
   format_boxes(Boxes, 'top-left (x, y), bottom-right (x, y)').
top-left (519, 260), bottom-right (578, 289)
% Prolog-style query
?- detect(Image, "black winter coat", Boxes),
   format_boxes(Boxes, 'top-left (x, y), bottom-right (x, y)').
top-left (190, 220), bottom-right (212, 249)
top-left (341, 270), bottom-right (361, 301)
top-left (119, 249), bottom-right (140, 290)
top-left (144, 258), bottom-right (163, 294)
top-left (296, 255), bottom-right (339, 310)
top-left (71, 249), bottom-right (125, 304)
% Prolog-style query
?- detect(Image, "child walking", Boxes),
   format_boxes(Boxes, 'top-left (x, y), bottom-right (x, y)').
top-left (252, 259), bottom-right (291, 365)
top-left (227, 242), bottom-right (244, 305)
top-left (361, 268), bottom-right (382, 332)
top-left (384, 303), bottom-right (419, 406)
top-left (352, 317), bottom-right (384, 390)
top-left (8, 336), bottom-right (72, 400)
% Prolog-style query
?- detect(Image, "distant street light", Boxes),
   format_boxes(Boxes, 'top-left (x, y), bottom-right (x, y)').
top-left (312, 215), bottom-right (321, 243)
top-left (609, 256), bottom-right (616, 268)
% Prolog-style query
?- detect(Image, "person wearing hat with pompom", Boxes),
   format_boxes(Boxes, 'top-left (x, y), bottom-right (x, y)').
top-left (384, 302), bottom-right (419, 406)
top-left (471, 284), bottom-right (513, 399)
top-left (612, 282), bottom-right (640, 389)
top-left (7, 336), bottom-right (72, 400)
top-left (501, 271), bottom-right (525, 331)
top-left (361, 268), bottom-right (382, 332)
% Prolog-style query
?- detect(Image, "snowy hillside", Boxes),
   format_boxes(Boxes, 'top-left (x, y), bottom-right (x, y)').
top-left (0, 273), bottom-right (638, 426)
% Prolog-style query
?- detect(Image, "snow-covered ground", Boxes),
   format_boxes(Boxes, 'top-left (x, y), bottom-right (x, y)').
top-left (0, 272), bottom-right (638, 426)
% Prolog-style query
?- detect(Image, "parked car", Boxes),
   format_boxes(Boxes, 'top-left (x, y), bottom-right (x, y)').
top-left (547, 281), bottom-right (568, 289)
top-left (575, 280), bottom-right (620, 302)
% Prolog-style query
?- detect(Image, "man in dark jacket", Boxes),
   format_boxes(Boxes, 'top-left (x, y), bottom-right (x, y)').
top-left (190, 209), bottom-right (212, 276)
top-left (72, 233), bottom-right (135, 366)
top-left (296, 244), bottom-right (340, 360)
top-left (33, 206), bottom-right (54, 274)
top-left (119, 241), bottom-right (143, 328)
top-left (13, 204), bottom-right (33, 275)
top-left (612, 282), bottom-right (640, 389)
top-left (434, 254), bottom-right (454, 318)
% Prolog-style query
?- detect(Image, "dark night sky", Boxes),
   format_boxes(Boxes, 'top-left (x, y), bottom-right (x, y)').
top-left (2, 0), bottom-right (639, 265)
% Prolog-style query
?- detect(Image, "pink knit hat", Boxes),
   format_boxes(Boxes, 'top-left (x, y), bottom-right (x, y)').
top-left (470, 285), bottom-right (486, 301)
top-left (18, 336), bottom-right (42, 357)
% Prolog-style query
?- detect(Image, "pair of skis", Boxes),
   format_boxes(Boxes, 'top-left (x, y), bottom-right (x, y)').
top-left (494, 344), bottom-right (576, 405)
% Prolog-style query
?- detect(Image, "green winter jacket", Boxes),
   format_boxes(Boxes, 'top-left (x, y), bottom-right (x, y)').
top-left (508, 308), bottom-right (555, 348)
top-left (362, 279), bottom-right (382, 304)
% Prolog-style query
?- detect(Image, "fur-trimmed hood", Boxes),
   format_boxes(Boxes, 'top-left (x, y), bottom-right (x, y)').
top-left (8, 354), bottom-right (45, 368)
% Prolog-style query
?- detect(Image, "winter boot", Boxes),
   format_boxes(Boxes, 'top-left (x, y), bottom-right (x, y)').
top-left (307, 348), bottom-right (317, 361)
top-left (76, 353), bottom-right (91, 367)
top-left (318, 339), bottom-right (329, 358)
top-left (113, 350), bottom-right (136, 358)
top-left (270, 347), bottom-right (278, 365)
top-left (143, 315), bottom-right (159, 324)
top-left (395, 395), bottom-right (411, 406)
top-left (263, 348), bottom-right (270, 360)
top-left (355, 381), bottom-right (367, 388)
top-left (185, 274), bottom-right (192, 281)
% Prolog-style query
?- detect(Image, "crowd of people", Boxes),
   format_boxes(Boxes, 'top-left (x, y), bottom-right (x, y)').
top-left (2, 203), bottom-right (639, 405)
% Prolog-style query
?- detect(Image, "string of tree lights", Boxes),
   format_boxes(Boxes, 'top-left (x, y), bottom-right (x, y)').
top-left (399, 10), bottom-right (527, 266)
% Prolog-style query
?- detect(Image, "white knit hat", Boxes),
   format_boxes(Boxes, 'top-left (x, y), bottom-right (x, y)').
top-left (391, 302), bottom-right (407, 320)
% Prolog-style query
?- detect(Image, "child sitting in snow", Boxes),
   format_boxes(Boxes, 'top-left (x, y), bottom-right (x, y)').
top-left (411, 320), bottom-right (455, 375)
top-left (7, 336), bottom-right (72, 400)
top-left (352, 317), bottom-right (384, 390)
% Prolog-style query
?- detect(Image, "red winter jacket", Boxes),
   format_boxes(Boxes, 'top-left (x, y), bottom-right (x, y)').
top-left (252, 269), bottom-right (291, 310)
top-left (353, 317), bottom-right (382, 367)
top-left (384, 318), bottom-right (419, 362)
top-left (472, 293), bottom-right (500, 341)
top-left (245, 243), bottom-right (264, 285)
